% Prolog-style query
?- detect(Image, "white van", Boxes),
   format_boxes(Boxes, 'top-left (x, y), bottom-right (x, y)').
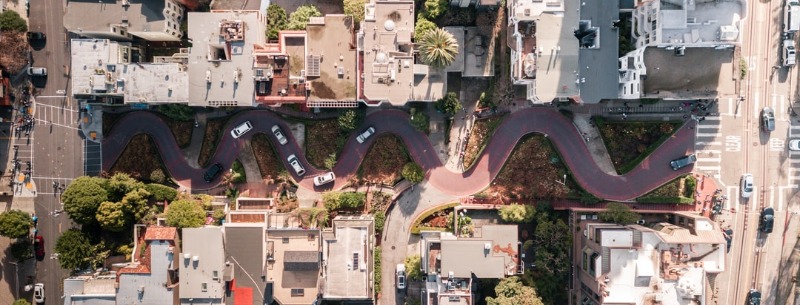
top-left (287, 154), bottom-right (306, 176)
top-left (230, 121), bottom-right (253, 138)
top-left (313, 172), bottom-right (335, 186)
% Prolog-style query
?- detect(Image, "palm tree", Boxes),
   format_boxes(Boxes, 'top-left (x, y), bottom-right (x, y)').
top-left (417, 28), bottom-right (459, 68)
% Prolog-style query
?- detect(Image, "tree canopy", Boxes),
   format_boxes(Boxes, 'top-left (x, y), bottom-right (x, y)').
top-left (62, 176), bottom-right (110, 225)
top-left (401, 162), bottom-right (425, 184)
top-left (266, 4), bottom-right (288, 40)
top-left (0, 209), bottom-right (32, 239)
top-left (435, 92), bottom-right (462, 116)
top-left (145, 183), bottom-right (178, 202)
top-left (422, 0), bottom-right (447, 20)
top-left (486, 277), bottom-right (544, 305)
top-left (599, 202), bottom-right (640, 224)
top-left (404, 255), bottom-right (422, 281)
top-left (288, 5), bottom-right (321, 30)
top-left (107, 173), bottom-right (145, 202)
top-left (414, 15), bottom-right (436, 40)
top-left (533, 217), bottom-right (571, 274)
top-left (419, 28), bottom-right (459, 68)
top-left (0, 11), bottom-right (27, 32)
top-left (498, 204), bottom-right (536, 223)
top-left (338, 109), bottom-right (363, 133)
top-left (96, 201), bottom-right (127, 232)
top-left (0, 31), bottom-right (29, 74)
top-left (165, 199), bottom-right (206, 229)
top-left (55, 229), bottom-right (93, 270)
top-left (343, 0), bottom-right (365, 24)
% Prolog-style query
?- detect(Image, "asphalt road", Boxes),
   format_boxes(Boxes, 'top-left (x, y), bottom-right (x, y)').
top-left (102, 108), bottom-right (696, 201)
top-left (28, 0), bottom-right (83, 301)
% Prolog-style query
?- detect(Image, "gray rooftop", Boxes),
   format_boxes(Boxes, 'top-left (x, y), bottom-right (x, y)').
top-left (181, 227), bottom-right (226, 303)
top-left (64, 0), bottom-right (180, 40)
top-left (70, 39), bottom-right (127, 96)
top-left (123, 63), bottom-right (189, 103)
top-left (641, 47), bottom-right (730, 98)
top-left (578, 0), bottom-right (621, 103)
top-left (361, 0), bottom-right (417, 105)
top-left (224, 226), bottom-right (268, 305)
top-left (656, 0), bottom-right (744, 45)
top-left (62, 276), bottom-right (117, 305)
top-left (439, 225), bottom-right (518, 279)
top-left (187, 11), bottom-right (267, 107)
top-left (322, 217), bottom-right (374, 300)
top-left (117, 241), bottom-right (176, 304)
top-left (306, 15), bottom-right (358, 101)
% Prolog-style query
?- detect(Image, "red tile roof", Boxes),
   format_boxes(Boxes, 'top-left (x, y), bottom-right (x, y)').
top-left (144, 227), bottom-right (177, 241)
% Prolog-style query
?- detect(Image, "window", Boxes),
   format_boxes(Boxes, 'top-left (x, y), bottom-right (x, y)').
top-left (212, 270), bottom-right (219, 280)
top-left (282, 237), bottom-right (289, 244)
top-left (291, 289), bottom-right (304, 296)
top-left (201, 283), bottom-right (208, 292)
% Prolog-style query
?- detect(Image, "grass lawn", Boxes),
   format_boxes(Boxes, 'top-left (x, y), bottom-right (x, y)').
top-left (488, 135), bottom-right (573, 201)
top-left (594, 117), bottom-right (682, 174)
top-left (637, 174), bottom-right (696, 204)
top-left (251, 133), bottom-right (286, 181)
top-left (163, 118), bottom-right (194, 148)
top-left (198, 117), bottom-right (228, 167)
top-left (358, 135), bottom-right (410, 185)
top-left (109, 134), bottom-right (168, 182)
top-left (305, 119), bottom-right (342, 169)
top-left (462, 115), bottom-right (505, 169)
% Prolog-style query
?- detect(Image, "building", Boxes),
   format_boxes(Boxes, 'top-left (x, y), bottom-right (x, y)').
top-left (577, 212), bottom-right (726, 305)
top-left (180, 226), bottom-right (227, 305)
top-left (321, 216), bottom-right (375, 301)
top-left (419, 224), bottom-right (521, 305)
top-left (617, 0), bottom-right (744, 99)
top-left (187, 10), bottom-right (267, 107)
top-left (449, 0), bottom-right (500, 9)
top-left (266, 227), bottom-right (321, 305)
top-left (70, 39), bottom-right (189, 105)
top-left (62, 275), bottom-right (117, 305)
top-left (444, 26), bottom-right (495, 77)
top-left (223, 213), bottom-right (271, 305)
top-left (304, 15), bottom-right (359, 108)
top-left (116, 226), bottom-right (180, 305)
top-left (64, 0), bottom-right (185, 41)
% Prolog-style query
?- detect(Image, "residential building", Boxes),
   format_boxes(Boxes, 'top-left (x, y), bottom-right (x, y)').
top-left (64, 0), bottom-right (185, 41)
top-left (321, 216), bottom-right (375, 301)
top-left (116, 226), bottom-right (180, 305)
top-left (70, 39), bottom-right (189, 105)
top-left (359, 0), bottom-right (446, 105)
top-left (266, 227), bottom-right (321, 305)
top-left (420, 224), bottom-right (521, 305)
top-left (187, 10), bottom-right (268, 107)
top-left (223, 214), bottom-right (270, 305)
top-left (450, 0), bottom-right (500, 9)
top-left (180, 226), bottom-right (227, 305)
top-left (617, 0), bottom-right (744, 99)
top-left (304, 15), bottom-right (359, 108)
top-left (577, 212), bottom-right (726, 305)
top-left (444, 26), bottom-right (495, 77)
top-left (62, 274), bottom-right (117, 305)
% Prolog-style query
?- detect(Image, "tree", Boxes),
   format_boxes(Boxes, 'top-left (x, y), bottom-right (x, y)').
top-left (401, 162), bottom-right (425, 183)
top-left (414, 15), bottom-right (436, 40)
top-left (324, 153), bottom-right (337, 170)
top-left (145, 183), bottom-right (178, 202)
top-left (422, 0), bottom-right (447, 20)
top-left (404, 255), bottom-right (422, 281)
top-left (533, 218), bottom-right (571, 274)
top-left (435, 92), bottom-right (462, 116)
top-left (62, 176), bottom-right (109, 225)
top-left (0, 31), bottom-right (29, 74)
top-left (486, 277), bottom-right (544, 305)
top-left (55, 229), bottom-right (93, 271)
top-left (156, 104), bottom-right (194, 121)
top-left (107, 173), bottom-right (145, 202)
top-left (338, 109), bottom-right (363, 132)
top-left (95, 201), bottom-right (127, 232)
top-left (266, 4), bottom-right (288, 40)
top-left (9, 238), bottom-right (33, 261)
top-left (599, 202), bottom-right (641, 224)
top-left (122, 188), bottom-right (151, 223)
top-left (0, 210), bottom-right (32, 238)
top-left (0, 11), bottom-right (27, 32)
top-left (498, 204), bottom-right (536, 223)
top-left (165, 199), bottom-right (205, 229)
top-left (323, 192), bottom-right (365, 210)
top-left (150, 169), bottom-right (166, 184)
top-left (419, 28), bottom-right (459, 68)
top-left (343, 0), bottom-right (365, 24)
top-left (288, 5), bottom-right (321, 30)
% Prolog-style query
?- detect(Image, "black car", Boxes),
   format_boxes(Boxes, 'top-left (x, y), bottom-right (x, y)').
top-left (27, 32), bottom-right (45, 40)
top-left (760, 208), bottom-right (775, 233)
top-left (670, 154), bottom-right (697, 170)
top-left (203, 163), bottom-right (223, 182)
top-left (723, 228), bottom-right (733, 253)
top-left (748, 289), bottom-right (761, 305)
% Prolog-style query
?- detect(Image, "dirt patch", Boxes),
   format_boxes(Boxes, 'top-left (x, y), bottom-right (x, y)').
top-left (163, 119), bottom-right (194, 148)
top-left (109, 134), bottom-right (168, 181)
top-left (304, 119), bottom-right (341, 168)
top-left (488, 135), bottom-right (571, 200)
top-left (358, 135), bottom-right (409, 185)
top-left (251, 133), bottom-right (286, 181)
top-left (594, 118), bottom-right (681, 174)
top-left (462, 115), bottom-right (505, 169)
top-left (198, 117), bottom-right (229, 167)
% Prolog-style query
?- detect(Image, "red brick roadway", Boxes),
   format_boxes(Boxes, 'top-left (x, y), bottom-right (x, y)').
top-left (103, 107), bottom-right (696, 201)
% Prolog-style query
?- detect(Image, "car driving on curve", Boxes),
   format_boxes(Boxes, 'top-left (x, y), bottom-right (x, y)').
top-left (34, 283), bottom-right (44, 304)
top-left (741, 174), bottom-right (754, 198)
top-left (356, 127), bottom-right (376, 144)
top-left (313, 172), bottom-right (335, 186)
top-left (760, 207), bottom-right (774, 233)
top-left (231, 121), bottom-right (253, 139)
top-left (204, 163), bottom-right (223, 183)
top-left (287, 154), bottom-right (305, 176)
top-left (669, 154), bottom-right (697, 171)
top-left (271, 125), bottom-right (288, 145)
top-left (761, 107), bottom-right (775, 132)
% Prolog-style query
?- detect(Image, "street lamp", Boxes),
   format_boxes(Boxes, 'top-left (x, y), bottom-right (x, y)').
top-left (556, 174), bottom-right (566, 185)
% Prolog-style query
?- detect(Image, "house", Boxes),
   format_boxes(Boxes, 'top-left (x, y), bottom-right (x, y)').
top-left (577, 212), bottom-right (726, 305)
top-left (419, 224), bottom-right (521, 305)
top-left (62, 274), bottom-right (117, 305)
top-left (444, 26), bottom-right (495, 77)
top-left (187, 10), bottom-right (267, 107)
top-left (617, 0), bottom-right (744, 99)
top-left (304, 15), bottom-right (359, 108)
top-left (180, 226), bottom-right (227, 305)
top-left (265, 227), bottom-right (321, 305)
top-left (116, 226), bottom-right (180, 304)
top-left (223, 213), bottom-right (270, 305)
top-left (321, 216), bottom-right (375, 301)
top-left (64, 0), bottom-right (185, 41)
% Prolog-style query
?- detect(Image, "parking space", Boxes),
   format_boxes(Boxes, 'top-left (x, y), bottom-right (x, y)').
top-left (83, 139), bottom-right (101, 176)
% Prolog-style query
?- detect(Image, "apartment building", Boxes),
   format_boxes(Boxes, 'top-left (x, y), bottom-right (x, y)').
top-left (65, 0), bottom-right (185, 41)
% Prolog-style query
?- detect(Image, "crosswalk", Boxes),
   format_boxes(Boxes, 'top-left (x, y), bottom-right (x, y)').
top-left (720, 94), bottom-right (790, 120)
top-left (787, 126), bottom-right (800, 186)
top-left (694, 116), bottom-right (723, 178)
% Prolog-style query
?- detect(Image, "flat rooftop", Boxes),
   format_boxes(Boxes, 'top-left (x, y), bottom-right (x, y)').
top-left (306, 15), bottom-right (358, 101)
top-left (578, 0), bottom-right (620, 103)
top-left (64, 0), bottom-right (166, 34)
top-left (440, 225), bottom-right (518, 279)
top-left (70, 39), bottom-right (127, 96)
top-left (642, 47), bottom-right (731, 98)
top-left (361, 0), bottom-right (416, 105)
top-left (123, 63), bottom-right (188, 103)
top-left (535, 10), bottom-right (580, 103)
top-left (323, 219), bottom-right (372, 299)
top-left (267, 229), bottom-right (320, 305)
top-left (658, 0), bottom-right (744, 45)
top-left (224, 226), bottom-right (267, 305)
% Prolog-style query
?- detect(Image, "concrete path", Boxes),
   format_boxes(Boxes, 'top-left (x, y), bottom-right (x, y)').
top-left (572, 113), bottom-right (617, 175)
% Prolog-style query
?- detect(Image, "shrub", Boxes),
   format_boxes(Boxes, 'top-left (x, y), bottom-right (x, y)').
top-left (410, 108), bottom-right (430, 134)
top-left (149, 169), bottom-right (166, 184)
top-left (266, 4), bottom-right (288, 40)
top-left (145, 183), bottom-right (178, 202)
top-left (422, 0), bottom-right (447, 19)
top-left (415, 14), bottom-right (436, 40)
top-left (337, 109), bottom-right (363, 133)
top-left (402, 162), bottom-right (425, 183)
top-left (343, 0), bottom-right (365, 24)
top-left (498, 204), bottom-right (536, 223)
top-left (0, 11), bottom-right (27, 32)
top-left (288, 4), bottom-right (321, 30)
top-left (435, 92), bottom-right (461, 117)
top-left (373, 211), bottom-right (386, 233)
top-left (323, 192), bottom-right (366, 210)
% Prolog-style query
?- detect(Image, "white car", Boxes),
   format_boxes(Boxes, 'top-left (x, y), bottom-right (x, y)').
top-left (34, 283), bottom-right (44, 303)
top-left (271, 125), bottom-right (288, 145)
top-left (741, 174), bottom-right (754, 198)
top-left (396, 264), bottom-right (406, 290)
top-left (789, 139), bottom-right (800, 151)
top-left (287, 154), bottom-right (306, 176)
top-left (27, 67), bottom-right (46, 76)
top-left (230, 121), bottom-right (253, 139)
top-left (356, 127), bottom-right (376, 144)
top-left (313, 172), bottom-right (336, 186)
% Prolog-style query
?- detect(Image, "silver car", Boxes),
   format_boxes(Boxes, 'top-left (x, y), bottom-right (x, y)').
top-left (271, 125), bottom-right (288, 145)
top-left (287, 154), bottom-right (305, 176)
top-left (313, 172), bottom-right (336, 186)
top-left (34, 283), bottom-right (44, 303)
top-left (356, 127), bottom-right (376, 144)
top-left (741, 174), bottom-right (754, 198)
top-left (789, 139), bottom-right (800, 151)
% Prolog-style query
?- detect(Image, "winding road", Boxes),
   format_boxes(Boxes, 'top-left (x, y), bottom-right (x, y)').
top-left (103, 108), bottom-right (696, 201)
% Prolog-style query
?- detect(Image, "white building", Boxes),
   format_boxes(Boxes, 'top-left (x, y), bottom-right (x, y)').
top-left (64, 0), bottom-right (185, 42)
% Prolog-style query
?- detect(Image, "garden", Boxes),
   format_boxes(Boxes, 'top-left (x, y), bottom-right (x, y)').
top-left (636, 174), bottom-right (696, 204)
top-left (197, 116), bottom-right (229, 167)
top-left (108, 134), bottom-right (171, 184)
top-left (358, 135), bottom-right (410, 185)
top-left (250, 133), bottom-right (288, 182)
top-left (462, 115), bottom-right (505, 169)
top-left (593, 117), bottom-right (682, 174)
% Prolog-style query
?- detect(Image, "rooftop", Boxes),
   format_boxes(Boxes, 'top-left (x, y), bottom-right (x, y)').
top-left (641, 47), bottom-right (731, 98)
top-left (117, 226), bottom-right (178, 305)
top-left (577, 0), bottom-right (621, 103)
top-left (361, 0), bottom-right (417, 105)
top-left (252, 32), bottom-right (309, 105)
top-left (439, 225), bottom-right (519, 279)
top-left (64, 0), bottom-right (180, 39)
top-left (181, 227), bottom-right (226, 302)
top-left (70, 39), bottom-right (129, 97)
top-left (306, 15), bottom-right (358, 101)
top-left (224, 225), bottom-right (268, 305)
top-left (63, 275), bottom-right (117, 305)
top-left (654, 0), bottom-right (744, 46)
top-left (144, 226), bottom-right (177, 240)
top-left (322, 217), bottom-right (374, 300)
top-left (187, 10), bottom-right (267, 107)
top-left (266, 229), bottom-right (320, 305)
